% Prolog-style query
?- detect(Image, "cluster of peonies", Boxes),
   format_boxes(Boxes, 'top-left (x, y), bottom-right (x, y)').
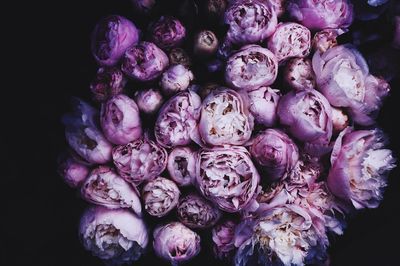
top-left (59, 1), bottom-right (398, 265)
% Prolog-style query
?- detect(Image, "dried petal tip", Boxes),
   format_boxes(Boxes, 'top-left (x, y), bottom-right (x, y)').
top-left (142, 177), bottom-right (180, 217)
top-left (284, 57), bottom-right (315, 91)
top-left (58, 155), bottom-right (90, 188)
top-left (160, 64), bottom-right (194, 95)
top-left (177, 193), bottom-right (222, 229)
top-left (91, 15), bottom-right (140, 66)
top-left (167, 147), bottom-right (196, 187)
top-left (153, 222), bottom-right (201, 265)
top-left (79, 206), bottom-right (148, 264)
top-left (90, 67), bottom-right (126, 102)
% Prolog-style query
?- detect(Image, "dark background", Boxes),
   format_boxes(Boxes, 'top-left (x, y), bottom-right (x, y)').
top-left (4, 0), bottom-right (400, 265)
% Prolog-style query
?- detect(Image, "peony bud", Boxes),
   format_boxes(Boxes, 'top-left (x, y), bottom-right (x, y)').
top-left (195, 146), bottom-right (260, 212)
top-left (100, 94), bottom-right (142, 145)
top-left (81, 166), bottom-right (142, 216)
top-left (177, 193), bottom-right (222, 229)
top-left (58, 155), bottom-right (90, 188)
top-left (160, 64), bottom-right (194, 95)
top-left (225, 45), bottom-right (278, 91)
top-left (149, 16), bottom-right (186, 50)
top-left (122, 41), bottom-right (169, 81)
top-left (79, 206), bottom-right (148, 263)
top-left (167, 146), bottom-right (196, 187)
top-left (313, 29), bottom-right (346, 54)
top-left (250, 129), bottom-right (299, 181)
top-left (90, 67), bottom-right (126, 102)
top-left (287, 0), bottom-right (353, 30)
top-left (212, 220), bottom-right (237, 260)
top-left (267, 22), bottom-right (311, 62)
top-left (206, 0), bottom-right (227, 19)
top-left (62, 99), bottom-right (113, 164)
top-left (198, 88), bottom-right (254, 146)
top-left (91, 15), bottom-right (140, 66)
top-left (134, 88), bottom-right (164, 115)
top-left (168, 47), bottom-right (192, 67)
top-left (155, 91), bottom-right (201, 148)
top-left (112, 137), bottom-right (167, 185)
top-left (193, 30), bottom-right (219, 57)
top-left (224, 0), bottom-right (277, 45)
top-left (247, 86), bottom-right (280, 127)
top-left (283, 57), bottom-right (315, 91)
top-left (153, 222), bottom-right (201, 264)
top-left (142, 177), bottom-right (180, 217)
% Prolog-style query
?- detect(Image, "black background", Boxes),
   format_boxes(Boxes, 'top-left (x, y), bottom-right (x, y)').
top-left (4, 0), bottom-right (400, 265)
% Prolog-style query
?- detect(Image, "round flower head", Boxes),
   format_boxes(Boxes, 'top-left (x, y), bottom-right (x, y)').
top-left (112, 137), bottom-right (168, 185)
top-left (160, 64), bottom-right (194, 95)
top-left (177, 193), bottom-right (222, 229)
top-left (58, 155), bottom-right (90, 188)
top-left (62, 98), bottom-right (113, 164)
top-left (100, 94), bottom-right (142, 145)
top-left (168, 47), bottom-right (192, 67)
top-left (81, 166), bottom-right (142, 216)
top-left (287, 0), bottom-right (353, 30)
top-left (327, 129), bottom-right (396, 209)
top-left (235, 205), bottom-right (328, 266)
top-left (90, 67), bottom-right (126, 102)
top-left (122, 41), bottom-right (169, 81)
top-left (198, 88), bottom-right (254, 146)
top-left (79, 206), bottom-right (148, 264)
top-left (313, 45), bottom-right (390, 126)
top-left (224, 0), bottom-right (277, 45)
top-left (312, 29), bottom-right (345, 54)
top-left (155, 91), bottom-right (201, 148)
top-left (195, 146), bottom-right (260, 212)
top-left (267, 22), bottom-right (311, 62)
top-left (153, 222), bottom-right (201, 265)
top-left (283, 58), bottom-right (315, 91)
top-left (142, 177), bottom-right (180, 217)
top-left (91, 15), bottom-right (140, 66)
top-left (167, 146), bottom-right (196, 187)
top-left (247, 86), bottom-right (280, 127)
top-left (149, 16), bottom-right (186, 50)
top-left (212, 220), bottom-right (237, 260)
top-left (193, 30), bottom-right (219, 57)
top-left (250, 129), bottom-right (299, 182)
top-left (134, 88), bottom-right (164, 115)
top-left (277, 89), bottom-right (333, 156)
top-left (225, 45), bottom-right (278, 91)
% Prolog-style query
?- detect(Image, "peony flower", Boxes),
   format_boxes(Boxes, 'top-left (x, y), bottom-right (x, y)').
top-left (212, 220), bottom-right (237, 260)
top-left (160, 64), bottom-right (194, 95)
top-left (121, 41), bottom-right (169, 81)
top-left (142, 177), bottom-right (180, 217)
top-left (198, 88), bottom-right (254, 146)
top-left (331, 107), bottom-right (349, 134)
top-left (206, 0), bottom-right (228, 19)
top-left (91, 15), bottom-right (140, 66)
top-left (81, 166), bottom-right (142, 216)
top-left (277, 89), bottom-right (333, 156)
top-left (58, 155), bottom-right (90, 188)
top-left (235, 205), bottom-right (328, 266)
top-left (224, 0), bottom-right (277, 45)
top-left (155, 91), bottom-right (201, 148)
top-left (177, 193), bottom-right (222, 229)
top-left (112, 137), bottom-right (168, 185)
top-left (134, 88), bottom-right (164, 115)
top-left (267, 22), bottom-right (311, 62)
top-left (149, 16), bottom-right (186, 50)
top-left (313, 45), bottom-right (390, 126)
top-left (79, 206), bottom-right (148, 263)
top-left (62, 98), bottom-right (113, 164)
top-left (225, 45), bottom-right (278, 91)
top-left (90, 67), bottom-right (126, 102)
top-left (247, 86), bottom-right (280, 127)
top-left (100, 94), bottom-right (142, 145)
top-left (167, 146), bottom-right (196, 187)
top-left (287, 0), bottom-right (353, 30)
top-left (168, 47), bottom-right (192, 67)
top-left (327, 129), bottom-right (396, 209)
top-left (287, 156), bottom-right (324, 189)
top-left (193, 30), bottom-right (219, 57)
top-left (283, 58), bottom-right (315, 91)
top-left (153, 222), bottom-right (201, 265)
top-left (131, 0), bottom-right (156, 13)
top-left (195, 146), bottom-right (260, 212)
top-left (312, 29), bottom-right (346, 54)
top-left (249, 129), bottom-right (299, 182)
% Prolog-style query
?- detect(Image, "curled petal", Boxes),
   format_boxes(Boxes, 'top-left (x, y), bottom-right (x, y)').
top-left (112, 137), bottom-right (167, 185)
top-left (247, 86), bottom-right (280, 127)
top-left (142, 177), bottom-right (180, 217)
top-left (195, 146), bottom-right (260, 212)
top-left (167, 146), bottom-right (196, 186)
top-left (81, 166), bottom-right (142, 216)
